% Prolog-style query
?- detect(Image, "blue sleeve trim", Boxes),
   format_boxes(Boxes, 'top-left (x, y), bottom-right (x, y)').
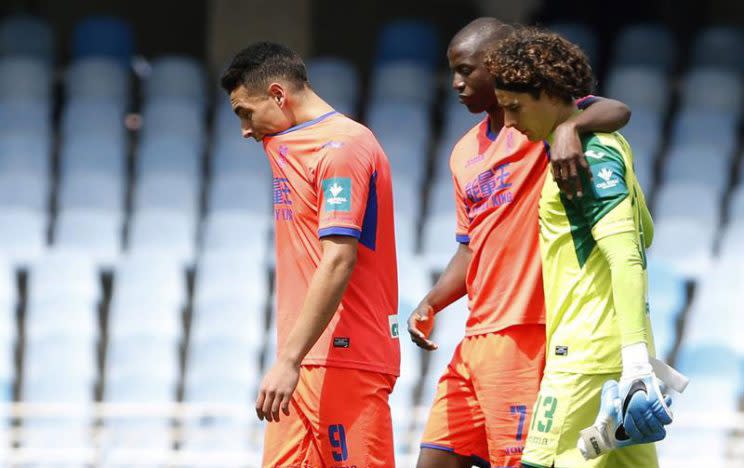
top-left (456, 234), bottom-right (470, 244)
top-left (318, 227), bottom-right (361, 239)
top-left (576, 95), bottom-right (598, 110)
top-left (420, 443), bottom-right (454, 453)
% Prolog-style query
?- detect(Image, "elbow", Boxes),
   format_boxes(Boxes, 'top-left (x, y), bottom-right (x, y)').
top-left (326, 249), bottom-right (357, 276)
top-left (617, 103), bottom-right (631, 127)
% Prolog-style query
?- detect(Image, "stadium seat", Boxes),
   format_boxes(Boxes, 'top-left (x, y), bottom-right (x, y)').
top-left (137, 136), bottom-right (202, 181)
top-left (728, 186), bottom-right (744, 221)
top-left (421, 213), bottom-right (458, 270)
top-left (670, 110), bottom-right (738, 156)
top-left (662, 143), bottom-right (731, 195)
top-left (620, 107), bottom-right (664, 153)
top-left (184, 371), bottom-right (256, 406)
top-left (395, 216), bottom-right (418, 256)
top-left (112, 252), bottom-right (186, 311)
top-left (207, 173), bottom-right (271, 215)
top-left (653, 181), bottom-right (720, 225)
top-left (58, 171), bottom-right (124, 213)
top-left (132, 174), bottom-right (199, 215)
top-left (61, 98), bottom-right (126, 141)
top-left (72, 16), bottom-right (134, 67)
top-left (611, 24), bottom-right (677, 72)
top-left (718, 220), bottom-right (744, 260)
top-left (370, 61), bottom-right (437, 106)
top-left (140, 97), bottom-right (205, 148)
top-left (366, 100), bottom-right (430, 144)
top-left (106, 336), bottom-right (179, 386)
top-left (679, 67), bottom-right (742, 115)
top-left (145, 55), bottom-right (206, 105)
top-left (691, 26), bottom-right (744, 73)
top-left (647, 218), bottom-right (715, 279)
top-left (630, 140), bottom-right (656, 193)
top-left (27, 249), bottom-right (99, 307)
top-left (20, 420), bottom-right (93, 450)
top-left (193, 251), bottom-right (270, 306)
top-left (0, 170), bottom-right (47, 212)
top-left (66, 57), bottom-right (130, 103)
top-left (127, 210), bottom-right (197, 267)
top-left (24, 336), bottom-right (97, 385)
top-left (547, 22), bottom-right (599, 66)
top-left (375, 19), bottom-right (440, 69)
top-left (210, 131), bottom-right (270, 178)
top-left (0, 97), bottom-right (52, 135)
top-left (59, 133), bottom-right (126, 179)
top-left (187, 337), bottom-right (262, 389)
top-left (190, 297), bottom-right (265, 347)
top-left (426, 179), bottom-right (456, 217)
top-left (108, 292), bottom-right (182, 344)
top-left (604, 66), bottom-right (669, 112)
top-left (647, 260), bottom-right (686, 359)
top-left (380, 135), bottom-right (429, 186)
top-left (0, 133), bottom-right (50, 176)
top-left (0, 56), bottom-right (51, 100)
top-left (201, 211), bottom-right (271, 256)
top-left (25, 298), bottom-right (97, 344)
top-left (0, 208), bottom-right (46, 267)
top-left (0, 15), bottom-right (53, 62)
top-left (306, 57), bottom-right (360, 116)
top-left (441, 94), bottom-right (486, 143)
top-left (180, 421), bottom-right (251, 452)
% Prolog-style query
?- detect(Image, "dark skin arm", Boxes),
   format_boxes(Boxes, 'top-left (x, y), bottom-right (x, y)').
top-left (407, 243), bottom-right (471, 351)
top-left (551, 97), bottom-right (631, 199)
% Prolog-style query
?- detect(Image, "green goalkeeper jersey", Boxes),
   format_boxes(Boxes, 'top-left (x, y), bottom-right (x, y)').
top-left (539, 131), bottom-right (655, 375)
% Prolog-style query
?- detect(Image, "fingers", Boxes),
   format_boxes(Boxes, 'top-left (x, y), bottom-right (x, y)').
top-left (281, 393), bottom-right (291, 416)
top-left (262, 390), bottom-right (275, 422)
top-left (408, 328), bottom-right (438, 350)
top-left (270, 390), bottom-right (283, 422)
top-left (255, 389), bottom-right (266, 421)
top-left (567, 159), bottom-right (583, 198)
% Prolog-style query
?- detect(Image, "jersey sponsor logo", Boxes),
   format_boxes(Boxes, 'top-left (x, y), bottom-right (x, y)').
top-left (465, 153), bottom-right (485, 168)
top-left (277, 144), bottom-right (289, 168)
top-left (585, 149), bottom-right (607, 159)
top-left (463, 162), bottom-right (514, 220)
top-left (272, 177), bottom-right (294, 221)
top-left (320, 140), bottom-right (345, 150)
top-left (595, 166), bottom-right (620, 191)
top-left (555, 345), bottom-right (568, 356)
top-left (333, 337), bottom-right (350, 348)
top-left (388, 314), bottom-right (399, 338)
top-left (323, 177), bottom-right (351, 212)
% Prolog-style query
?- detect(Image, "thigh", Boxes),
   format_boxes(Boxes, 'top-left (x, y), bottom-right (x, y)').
top-left (419, 341), bottom-right (489, 466)
top-left (316, 367), bottom-right (397, 467)
top-left (470, 325), bottom-right (546, 467)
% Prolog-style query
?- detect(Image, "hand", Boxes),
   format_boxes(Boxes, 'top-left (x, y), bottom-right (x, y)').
top-left (255, 357), bottom-right (300, 422)
top-left (550, 121), bottom-right (591, 199)
top-left (618, 373), bottom-right (673, 441)
top-left (407, 303), bottom-right (438, 351)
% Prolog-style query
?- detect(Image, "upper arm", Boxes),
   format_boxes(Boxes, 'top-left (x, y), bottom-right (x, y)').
top-left (574, 95), bottom-right (631, 132)
top-left (316, 143), bottom-right (376, 246)
top-left (320, 235), bottom-right (359, 267)
top-left (452, 174), bottom-right (471, 244)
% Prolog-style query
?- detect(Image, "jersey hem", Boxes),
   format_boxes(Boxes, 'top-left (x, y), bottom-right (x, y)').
top-left (300, 357), bottom-right (399, 376)
top-left (464, 320), bottom-right (546, 337)
top-left (543, 364), bottom-right (623, 375)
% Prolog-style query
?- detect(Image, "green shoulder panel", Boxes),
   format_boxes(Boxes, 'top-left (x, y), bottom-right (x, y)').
top-left (577, 134), bottom-right (629, 229)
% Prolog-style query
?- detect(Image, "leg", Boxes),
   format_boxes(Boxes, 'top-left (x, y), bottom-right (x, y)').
top-left (417, 339), bottom-right (490, 468)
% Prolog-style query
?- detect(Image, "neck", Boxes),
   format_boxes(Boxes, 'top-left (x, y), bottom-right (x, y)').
top-left (552, 102), bottom-right (578, 134)
top-left (288, 88), bottom-right (336, 127)
top-left (486, 106), bottom-right (504, 133)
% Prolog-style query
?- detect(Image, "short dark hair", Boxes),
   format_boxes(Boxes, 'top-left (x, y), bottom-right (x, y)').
top-left (220, 41), bottom-right (308, 94)
top-left (484, 27), bottom-right (594, 102)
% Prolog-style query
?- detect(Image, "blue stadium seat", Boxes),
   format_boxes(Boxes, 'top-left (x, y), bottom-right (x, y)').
top-left (0, 133), bottom-right (50, 176)
top-left (307, 57), bottom-right (360, 116)
top-left (61, 98), bottom-right (126, 140)
top-left (184, 374), bottom-right (255, 405)
top-left (630, 140), bottom-right (656, 193)
top-left (72, 16), bottom-right (134, 67)
top-left (611, 24), bottom-right (677, 72)
top-left (127, 210), bottom-right (197, 267)
top-left (137, 136), bottom-right (201, 181)
top-left (662, 143), bottom-right (730, 195)
top-left (379, 135), bottom-right (428, 186)
top-left (370, 62), bottom-right (437, 106)
top-left (25, 298), bottom-right (97, 344)
top-left (426, 180), bottom-right (455, 217)
top-left (548, 22), bottom-right (599, 67)
top-left (132, 174), bottom-right (199, 215)
top-left (620, 107), bottom-right (664, 151)
top-left (691, 26), bottom-right (744, 73)
top-left (670, 110), bottom-right (738, 155)
top-left (106, 335), bottom-right (179, 384)
top-left (680, 67), bottom-right (742, 114)
top-left (146, 55), bottom-right (206, 105)
top-left (653, 182), bottom-right (719, 225)
top-left (187, 336), bottom-right (261, 381)
top-left (180, 421), bottom-right (251, 452)
top-left (211, 131), bottom-right (270, 178)
top-left (193, 251), bottom-right (270, 307)
top-left (648, 218), bottom-right (715, 279)
top-left (24, 336), bottom-right (97, 385)
top-left (112, 252), bottom-right (185, 310)
top-left (729, 186), bottom-right (744, 221)
top-left (0, 56), bottom-right (51, 100)
top-left (375, 19), bottom-right (439, 69)
top-left (605, 66), bottom-right (669, 112)
top-left (55, 207), bottom-right (121, 270)
top-left (647, 260), bottom-right (686, 359)
top-left (190, 297), bottom-right (265, 347)
top-left (20, 420), bottom-right (93, 451)
top-left (0, 208), bottom-right (45, 267)
top-left (105, 373), bottom-right (176, 404)
top-left (422, 213), bottom-right (458, 271)
top-left (27, 249), bottom-right (99, 307)
top-left (141, 98), bottom-right (205, 148)
top-left (66, 57), bottom-right (130, 103)
top-left (58, 171), bottom-right (124, 213)
top-left (108, 294), bottom-right (181, 344)
top-left (441, 94), bottom-right (485, 143)
top-left (202, 211), bottom-right (271, 256)
top-left (60, 134), bottom-right (126, 180)
top-left (366, 100), bottom-right (430, 143)
top-left (0, 15), bottom-right (53, 62)
top-left (719, 220), bottom-right (744, 260)
top-left (207, 173), bottom-right (271, 215)
top-left (0, 97), bottom-right (52, 135)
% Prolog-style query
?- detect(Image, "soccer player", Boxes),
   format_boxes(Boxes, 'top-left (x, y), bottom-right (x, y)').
top-left (407, 18), bottom-right (631, 468)
top-left (484, 27), bottom-right (665, 467)
top-left (220, 42), bottom-right (400, 467)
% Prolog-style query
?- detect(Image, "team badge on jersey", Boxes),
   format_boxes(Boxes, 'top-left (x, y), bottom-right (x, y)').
top-left (322, 177), bottom-right (352, 212)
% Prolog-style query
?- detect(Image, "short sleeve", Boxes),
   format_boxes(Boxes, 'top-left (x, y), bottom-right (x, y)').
top-left (574, 138), bottom-right (634, 240)
top-left (453, 174), bottom-right (471, 244)
top-left (575, 94), bottom-right (598, 110)
top-left (316, 144), bottom-right (374, 242)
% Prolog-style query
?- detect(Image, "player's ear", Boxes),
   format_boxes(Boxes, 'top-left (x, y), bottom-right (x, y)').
top-left (268, 83), bottom-right (286, 107)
